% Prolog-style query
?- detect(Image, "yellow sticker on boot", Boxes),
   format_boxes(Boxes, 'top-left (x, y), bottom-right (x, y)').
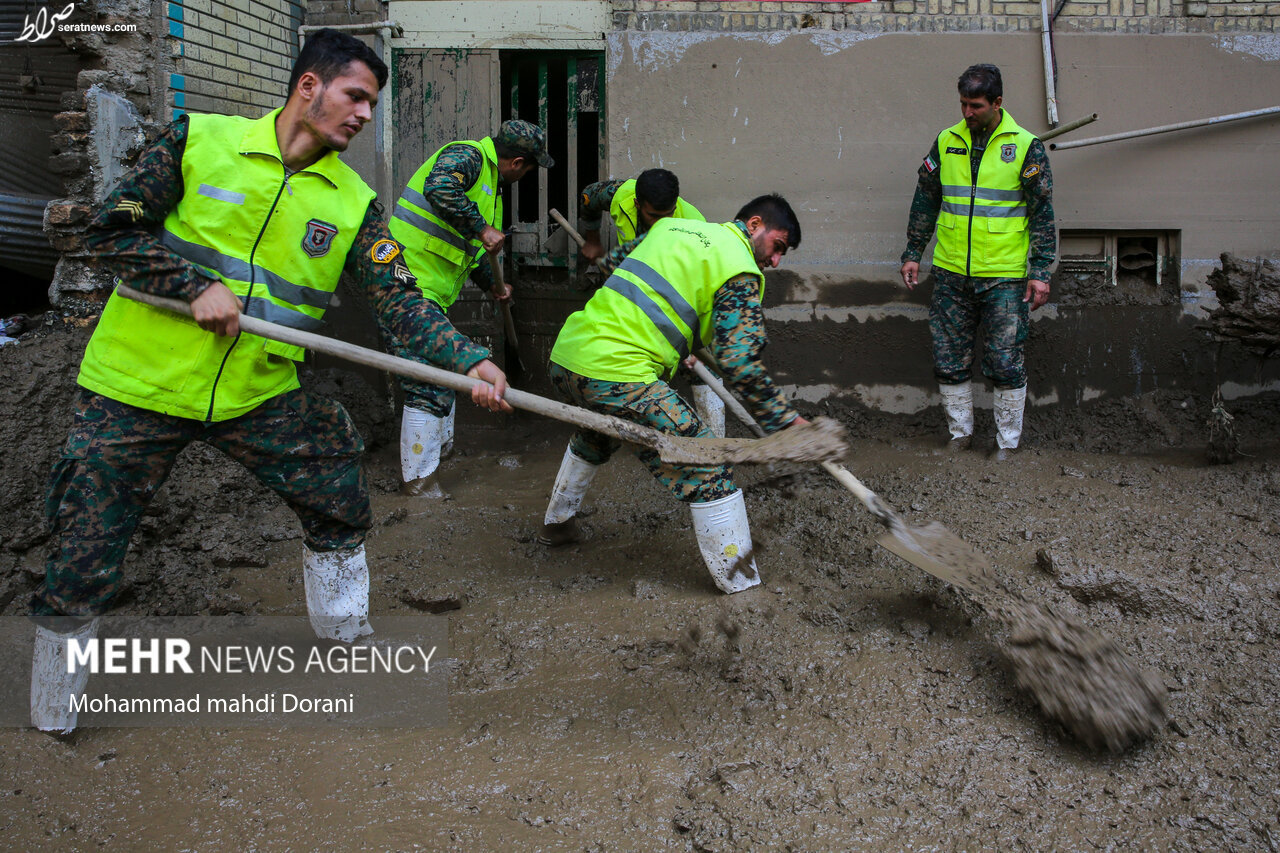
top-left (725, 544), bottom-right (739, 557)
top-left (412, 443), bottom-right (424, 454)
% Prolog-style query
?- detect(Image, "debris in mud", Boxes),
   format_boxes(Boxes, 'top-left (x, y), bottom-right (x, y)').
top-left (1002, 600), bottom-right (1168, 753)
top-left (1206, 391), bottom-right (1240, 465)
top-left (1205, 254), bottom-right (1280, 358)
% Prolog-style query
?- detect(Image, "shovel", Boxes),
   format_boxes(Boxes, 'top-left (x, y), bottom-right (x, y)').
top-left (686, 354), bottom-right (989, 591)
top-left (115, 285), bottom-right (848, 468)
top-left (487, 252), bottom-right (525, 382)
top-left (549, 208), bottom-right (607, 272)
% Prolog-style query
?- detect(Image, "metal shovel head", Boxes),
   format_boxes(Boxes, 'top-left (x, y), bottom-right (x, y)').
top-left (876, 520), bottom-right (991, 595)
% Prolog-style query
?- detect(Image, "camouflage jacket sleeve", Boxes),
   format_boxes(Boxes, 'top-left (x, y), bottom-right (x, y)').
top-left (1022, 139), bottom-right (1056, 282)
top-left (710, 274), bottom-right (801, 434)
top-left (901, 138), bottom-right (943, 265)
top-left (346, 204), bottom-right (491, 375)
top-left (421, 143), bottom-right (490, 240)
top-left (83, 116), bottom-right (223, 300)
top-left (577, 180), bottom-right (624, 233)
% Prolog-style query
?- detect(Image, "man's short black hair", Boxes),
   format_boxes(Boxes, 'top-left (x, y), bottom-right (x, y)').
top-left (734, 193), bottom-right (801, 250)
top-left (635, 169), bottom-right (680, 212)
top-left (289, 29), bottom-right (388, 95)
top-left (958, 63), bottom-right (1002, 102)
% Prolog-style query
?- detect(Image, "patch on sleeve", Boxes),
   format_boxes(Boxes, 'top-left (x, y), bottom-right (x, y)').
top-left (1021, 163), bottom-right (1041, 179)
top-left (370, 238), bottom-right (401, 264)
top-left (116, 199), bottom-right (145, 222)
top-left (581, 192), bottom-right (590, 206)
top-left (392, 259), bottom-right (416, 285)
top-left (450, 171), bottom-right (466, 183)
top-left (923, 155), bottom-right (939, 173)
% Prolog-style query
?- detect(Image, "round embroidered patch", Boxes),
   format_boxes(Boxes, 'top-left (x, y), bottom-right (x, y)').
top-left (370, 239), bottom-right (401, 264)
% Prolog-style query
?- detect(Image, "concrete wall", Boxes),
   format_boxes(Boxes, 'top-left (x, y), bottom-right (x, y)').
top-left (605, 19), bottom-right (1280, 409)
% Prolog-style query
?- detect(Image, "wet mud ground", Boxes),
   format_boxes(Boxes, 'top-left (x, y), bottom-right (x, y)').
top-left (2, 320), bottom-right (1280, 849)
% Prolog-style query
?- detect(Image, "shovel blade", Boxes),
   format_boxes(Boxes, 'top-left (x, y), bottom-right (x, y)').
top-left (876, 521), bottom-right (991, 595)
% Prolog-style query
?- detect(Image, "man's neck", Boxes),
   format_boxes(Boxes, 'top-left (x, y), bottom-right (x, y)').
top-left (274, 108), bottom-right (327, 172)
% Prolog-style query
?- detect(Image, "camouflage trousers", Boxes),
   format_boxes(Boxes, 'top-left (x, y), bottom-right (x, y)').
top-left (31, 388), bottom-right (371, 621)
top-left (386, 297), bottom-right (457, 418)
top-left (929, 268), bottom-right (1030, 389)
top-left (548, 363), bottom-right (735, 503)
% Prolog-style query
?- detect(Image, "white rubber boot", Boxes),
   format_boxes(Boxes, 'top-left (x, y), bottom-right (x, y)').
top-left (993, 385), bottom-right (1027, 452)
top-left (31, 618), bottom-right (99, 734)
top-left (691, 384), bottom-right (726, 438)
top-left (400, 405), bottom-right (448, 497)
top-left (938, 381), bottom-right (974, 450)
top-left (539, 446), bottom-right (600, 546)
top-left (441, 401), bottom-right (456, 459)
top-left (689, 490), bottom-right (760, 594)
top-left (303, 544), bottom-right (373, 642)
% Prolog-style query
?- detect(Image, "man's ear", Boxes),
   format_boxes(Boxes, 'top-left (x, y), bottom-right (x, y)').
top-left (295, 70), bottom-right (322, 102)
top-left (745, 214), bottom-right (766, 233)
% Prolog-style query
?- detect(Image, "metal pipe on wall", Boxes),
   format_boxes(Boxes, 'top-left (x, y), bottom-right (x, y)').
top-left (1050, 105), bottom-right (1280, 151)
top-left (1040, 0), bottom-right (1058, 127)
top-left (1040, 112), bottom-right (1097, 142)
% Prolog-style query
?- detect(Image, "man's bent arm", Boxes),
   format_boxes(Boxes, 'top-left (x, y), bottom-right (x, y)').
top-left (710, 275), bottom-right (801, 434)
top-left (421, 143), bottom-right (489, 239)
top-left (347, 205), bottom-right (491, 376)
top-left (84, 116), bottom-right (223, 300)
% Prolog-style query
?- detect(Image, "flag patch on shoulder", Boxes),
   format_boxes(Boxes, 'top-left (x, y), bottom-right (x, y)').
top-left (923, 155), bottom-right (939, 173)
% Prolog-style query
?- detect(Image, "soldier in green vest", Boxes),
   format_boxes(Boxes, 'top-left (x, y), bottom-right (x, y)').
top-left (539, 194), bottom-right (808, 596)
top-left (28, 29), bottom-right (512, 734)
top-left (390, 120), bottom-right (553, 497)
top-left (900, 64), bottom-right (1056, 461)
top-left (576, 169), bottom-right (726, 435)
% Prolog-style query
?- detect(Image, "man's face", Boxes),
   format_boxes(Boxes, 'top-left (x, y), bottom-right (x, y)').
top-left (746, 217), bottom-right (791, 270)
top-left (302, 62), bottom-right (379, 152)
top-left (960, 94), bottom-right (1002, 133)
top-left (636, 200), bottom-right (676, 233)
top-left (498, 157), bottom-right (535, 184)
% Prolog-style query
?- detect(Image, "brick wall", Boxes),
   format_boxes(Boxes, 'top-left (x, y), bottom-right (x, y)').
top-left (609, 0), bottom-right (1279, 32)
top-left (167, 0), bottom-right (305, 119)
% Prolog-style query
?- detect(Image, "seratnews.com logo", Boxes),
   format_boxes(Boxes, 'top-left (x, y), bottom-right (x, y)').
top-left (13, 3), bottom-right (139, 43)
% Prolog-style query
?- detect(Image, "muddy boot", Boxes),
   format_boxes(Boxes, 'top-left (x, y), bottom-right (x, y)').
top-left (400, 405), bottom-right (449, 498)
top-left (31, 618), bottom-right (99, 735)
top-left (939, 381), bottom-right (974, 452)
top-left (990, 385), bottom-right (1027, 462)
top-left (538, 446), bottom-right (599, 546)
top-left (690, 490), bottom-right (760, 594)
top-left (691, 383), bottom-right (726, 438)
top-left (303, 544), bottom-right (373, 642)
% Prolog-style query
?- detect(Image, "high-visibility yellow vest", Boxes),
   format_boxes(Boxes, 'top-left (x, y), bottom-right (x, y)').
top-left (551, 219), bottom-right (761, 383)
top-left (608, 179), bottom-right (705, 241)
top-left (391, 138), bottom-right (501, 308)
top-left (79, 109), bottom-right (374, 421)
top-left (932, 110), bottom-right (1036, 278)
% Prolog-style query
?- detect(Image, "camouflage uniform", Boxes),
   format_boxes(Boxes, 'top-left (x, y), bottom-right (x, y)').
top-left (576, 179), bottom-right (626, 234)
top-left (902, 126), bottom-right (1055, 389)
top-left (32, 116), bottom-right (492, 621)
top-left (554, 222), bottom-right (800, 502)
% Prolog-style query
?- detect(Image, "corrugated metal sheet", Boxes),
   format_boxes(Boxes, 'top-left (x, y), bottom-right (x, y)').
top-left (0, 116), bottom-right (58, 195)
top-left (0, 40), bottom-right (79, 116)
top-left (0, 190), bottom-right (55, 278)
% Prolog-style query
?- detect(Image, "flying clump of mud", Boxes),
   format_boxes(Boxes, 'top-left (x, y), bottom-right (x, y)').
top-left (1001, 599), bottom-right (1168, 753)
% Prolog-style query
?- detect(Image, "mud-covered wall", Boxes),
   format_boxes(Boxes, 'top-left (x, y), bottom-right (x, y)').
top-left (606, 28), bottom-right (1280, 409)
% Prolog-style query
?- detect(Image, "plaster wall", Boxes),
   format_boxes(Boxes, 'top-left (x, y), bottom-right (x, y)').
top-left (606, 30), bottom-right (1280, 409)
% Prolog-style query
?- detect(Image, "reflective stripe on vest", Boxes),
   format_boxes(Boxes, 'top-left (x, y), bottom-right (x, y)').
top-left (603, 256), bottom-right (703, 359)
top-left (931, 110), bottom-right (1035, 278)
top-left (608, 179), bottom-right (706, 242)
top-left (390, 138), bottom-right (501, 308)
top-left (549, 219), bottom-right (761, 384)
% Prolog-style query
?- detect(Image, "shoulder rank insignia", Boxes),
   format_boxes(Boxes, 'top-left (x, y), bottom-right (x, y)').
top-left (302, 219), bottom-right (338, 258)
top-left (370, 238), bottom-right (401, 264)
top-left (1001, 143), bottom-right (1018, 163)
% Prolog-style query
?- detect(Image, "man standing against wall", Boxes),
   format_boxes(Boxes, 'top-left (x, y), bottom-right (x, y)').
top-left (539, 194), bottom-right (806, 595)
top-left (900, 63), bottom-right (1055, 460)
top-left (576, 168), bottom-right (725, 434)
top-left (30, 29), bottom-right (512, 734)
top-left (390, 120), bottom-right (553, 496)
